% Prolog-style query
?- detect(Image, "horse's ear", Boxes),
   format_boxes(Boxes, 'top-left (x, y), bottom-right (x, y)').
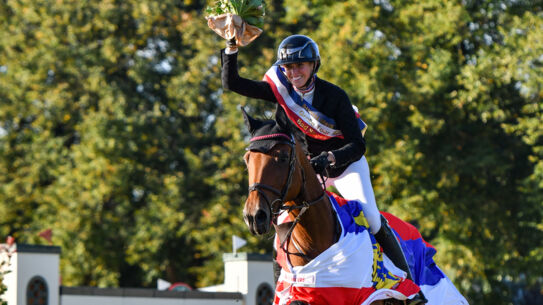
top-left (275, 106), bottom-right (290, 132)
top-left (276, 107), bottom-right (309, 153)
top-left (241, 106), bottom-right (262, 135)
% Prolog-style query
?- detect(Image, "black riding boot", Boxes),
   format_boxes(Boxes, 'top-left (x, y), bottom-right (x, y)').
top-left (374, 215), bottom-right (428, 305)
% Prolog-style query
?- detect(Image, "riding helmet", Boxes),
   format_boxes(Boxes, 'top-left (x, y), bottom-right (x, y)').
top-left (274, 35), bottom-right (321, 72)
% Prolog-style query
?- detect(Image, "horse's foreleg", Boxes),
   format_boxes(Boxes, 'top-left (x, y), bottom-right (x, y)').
top-left (272, 248), bottom-right (281, 284)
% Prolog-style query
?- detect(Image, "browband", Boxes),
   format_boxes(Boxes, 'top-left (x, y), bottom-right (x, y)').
top-left (250, 133), bottom-right (293, 143)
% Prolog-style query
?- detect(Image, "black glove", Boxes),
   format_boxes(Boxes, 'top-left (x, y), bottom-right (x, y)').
top-left (310, 152), bottom-right (330, 174)
top-left (226, 37), bottom-right (237, 48)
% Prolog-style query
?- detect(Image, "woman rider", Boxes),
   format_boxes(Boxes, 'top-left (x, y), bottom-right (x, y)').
top-left (221, 34), bottom-right (426, 304)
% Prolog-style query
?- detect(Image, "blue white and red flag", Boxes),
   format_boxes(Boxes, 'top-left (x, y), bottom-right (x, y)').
top-left (273, 192), bottom-right (469, 305)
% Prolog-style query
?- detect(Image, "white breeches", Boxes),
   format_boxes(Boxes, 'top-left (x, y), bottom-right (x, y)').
top-left (324, 156), bottom-right (382, 234)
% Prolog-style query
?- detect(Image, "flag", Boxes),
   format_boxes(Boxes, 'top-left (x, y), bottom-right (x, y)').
top-left (38, 229), bottom-right (52, 245)
top-left (232, 235), bottom-right (247, 253)
top-left (157, 278), bottom-right (171, 291)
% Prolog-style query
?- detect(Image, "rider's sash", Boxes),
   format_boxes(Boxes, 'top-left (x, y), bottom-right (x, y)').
top-left (263, 66), bottom-right (367, 141)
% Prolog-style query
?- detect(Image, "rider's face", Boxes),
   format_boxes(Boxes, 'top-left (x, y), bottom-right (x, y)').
top-left (280, 62), bottom-right (314, 89)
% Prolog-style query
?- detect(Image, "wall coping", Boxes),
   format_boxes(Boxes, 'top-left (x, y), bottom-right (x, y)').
top-left (60, 286), bottom-right (243, 300)
top-left (1, 243), bottom-right (61, 254)
top-left (222, 252), bottom-right (272, 262)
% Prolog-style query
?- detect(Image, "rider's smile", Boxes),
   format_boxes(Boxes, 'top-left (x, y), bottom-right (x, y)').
top-left (281, 62), bottom-right (315, 89)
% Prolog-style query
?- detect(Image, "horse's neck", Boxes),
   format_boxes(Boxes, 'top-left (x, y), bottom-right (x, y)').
top-left (281, 146), bottom-right (337, 267)
top-left (288, 197), bottom-right (336, 266)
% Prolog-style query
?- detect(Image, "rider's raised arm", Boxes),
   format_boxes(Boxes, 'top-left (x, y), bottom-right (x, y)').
top-left (221, 49), bottom-right (276, 102)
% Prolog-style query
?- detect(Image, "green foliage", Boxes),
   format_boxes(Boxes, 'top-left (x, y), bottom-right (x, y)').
top-left (0, 266), bottom-right (6, 305)
top-left (0, 0), bottom-right (541, 304)
top-left (206, 0), bottom-right (266, 27)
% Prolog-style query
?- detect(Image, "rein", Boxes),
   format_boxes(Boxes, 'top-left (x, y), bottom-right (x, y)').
top-left (247, 133), bottom-right (327, 261)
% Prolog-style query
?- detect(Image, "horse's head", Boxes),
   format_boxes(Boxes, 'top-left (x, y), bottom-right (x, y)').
top-left (242, 109), bottom-right (304, 235)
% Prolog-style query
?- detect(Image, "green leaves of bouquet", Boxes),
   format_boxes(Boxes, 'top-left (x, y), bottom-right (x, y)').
top-left (206, 0), bottom-right (266, 28)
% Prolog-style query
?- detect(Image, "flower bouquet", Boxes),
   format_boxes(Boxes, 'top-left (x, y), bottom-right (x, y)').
top-left (206, 0), bottom-right (266, 46)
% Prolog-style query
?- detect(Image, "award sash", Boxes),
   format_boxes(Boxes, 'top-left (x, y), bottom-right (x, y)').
top-left (264, 66), bottom-right (367, 140)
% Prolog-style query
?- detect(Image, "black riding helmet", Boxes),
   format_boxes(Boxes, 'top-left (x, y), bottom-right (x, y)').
top-left (274, 35), bottom-right (321, 83)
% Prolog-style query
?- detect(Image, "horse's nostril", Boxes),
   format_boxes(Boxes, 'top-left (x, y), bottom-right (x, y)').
top-left (255, 209), bottom-right (268, 225)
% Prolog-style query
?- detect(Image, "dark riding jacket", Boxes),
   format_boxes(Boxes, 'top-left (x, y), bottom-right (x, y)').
top-left (221, 50), bottom-right (366, 178)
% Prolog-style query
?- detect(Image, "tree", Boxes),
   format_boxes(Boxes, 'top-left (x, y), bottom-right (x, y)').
top-left (0, 0), bottom-right (541, 303)
top-left (0, 0), bottom-right (221, 287)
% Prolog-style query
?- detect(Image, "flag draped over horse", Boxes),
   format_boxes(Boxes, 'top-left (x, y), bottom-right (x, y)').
top-left (274, 191), bottom-right (468, 305)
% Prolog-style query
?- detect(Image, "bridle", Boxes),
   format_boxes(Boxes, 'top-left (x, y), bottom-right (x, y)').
top-left (247, 133), bottom-right (327, 261)
top-left (247, 133), bottom-right (298, 217)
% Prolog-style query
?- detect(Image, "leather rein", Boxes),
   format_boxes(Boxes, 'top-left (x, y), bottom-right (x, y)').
top-left (247, 134), bottom-right (327, 261)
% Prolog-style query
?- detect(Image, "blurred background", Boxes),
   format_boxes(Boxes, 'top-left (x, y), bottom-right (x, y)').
top-left (0, 1), bottom-right (541, 304)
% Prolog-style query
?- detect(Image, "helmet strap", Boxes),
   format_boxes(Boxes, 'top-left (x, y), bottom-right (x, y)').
top-left (297, 75), bottom-right (316, 93)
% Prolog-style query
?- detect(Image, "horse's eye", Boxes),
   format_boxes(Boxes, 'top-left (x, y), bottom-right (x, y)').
top-left (276, 153), bottom-right (289, 163)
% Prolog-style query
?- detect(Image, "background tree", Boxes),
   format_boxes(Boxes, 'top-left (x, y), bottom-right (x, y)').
top-left (0, 0), bottom-right (541, 304)
top-left (0, 0), bottom-right (221, 287)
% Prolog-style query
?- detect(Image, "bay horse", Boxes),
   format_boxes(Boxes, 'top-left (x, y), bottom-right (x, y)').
top-left (241, 109), bottom-right (469, 305)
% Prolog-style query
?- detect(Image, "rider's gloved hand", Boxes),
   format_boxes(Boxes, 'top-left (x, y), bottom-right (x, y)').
top-left (226, 37), bottom-right (237, 53)
top-left (310, 152), bottom-right (331, 174)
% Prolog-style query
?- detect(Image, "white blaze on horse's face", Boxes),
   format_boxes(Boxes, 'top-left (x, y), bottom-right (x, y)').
top-left (243, 146), bottom-right (292, 235)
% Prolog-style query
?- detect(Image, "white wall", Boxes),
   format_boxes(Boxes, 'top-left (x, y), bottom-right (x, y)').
top-left (2, 245), bottom-right (272, 305)
top-left (246, 260), bottom-right (274, 305)
top-left (18, 251), bottom-right (60, 305)
top-left (222, 253), bottom-right (274, 305)
top-left (1, 244), bottom-right (60, 305)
